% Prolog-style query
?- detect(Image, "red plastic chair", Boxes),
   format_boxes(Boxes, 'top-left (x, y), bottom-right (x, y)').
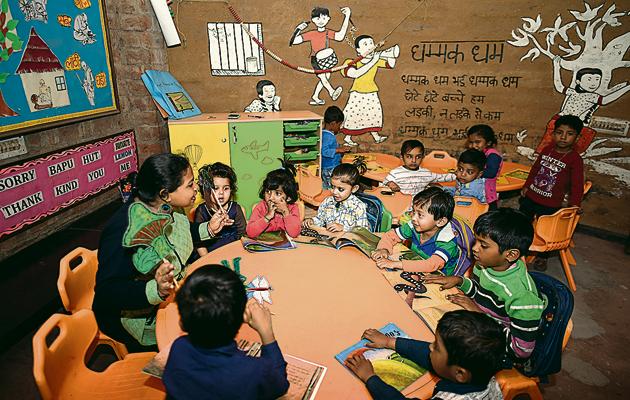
top-left (296, 165), bottom-right (332, 207)
top-left (453, 196), bottom-right (489, 226)
top-left (420, 150), bottom-right (457, 170)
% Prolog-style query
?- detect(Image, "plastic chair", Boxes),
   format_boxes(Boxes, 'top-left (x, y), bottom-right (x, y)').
top-left (58, 248), bottom-right (128, 359)
top-left (420, 150), bottom-right (457, 170)
top-left (528, 207), bottom-right (580, 291)
top-left (296, 165), bottom-right (332, 207)
top-left (496, 369), bottom-right (543, 400)
top-left (453, 196), bottom-right (489, 226)
top-left (33, 309), bottom-right (165, 400)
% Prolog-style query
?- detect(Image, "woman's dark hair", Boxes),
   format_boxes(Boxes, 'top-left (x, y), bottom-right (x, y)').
top-left (437, 310), bottom-right (506, 385)
top-left (176, 265), bottom-right (246, 348)
top-left (458, 149), bottom-right (487, 171)
top-left (256, 79), bottom-right (275, 96)
top-left (259, 160), bottom-right (299, 204)
top-left (311, 7), bottom-right (330, 18)
top-left (198, 162), bottom-right (237, 195)
top-left (474, 208), bottom-right (533, 255)
top-left (134, 153), bottom-right (190, 203)
top-left (331, 163), bottom-right (361, 187)
top-left (411, 186), bottom-right (454, 221)
top-left (354, 34), bottom-right (373, 49)
top-left (467, 124), bottom-right (497, 147)
top-left (575, 67), bottom-right (602, 93)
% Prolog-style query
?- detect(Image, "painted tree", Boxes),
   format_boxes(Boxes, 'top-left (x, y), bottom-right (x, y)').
top-left (508, 2), bottom-right (629, 95)
top-left (0, 0), bottom-right (21, 116)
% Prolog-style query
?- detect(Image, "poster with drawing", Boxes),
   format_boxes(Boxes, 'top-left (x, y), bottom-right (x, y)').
top-left (243, 79), bottom-right (281, 112)
top-left (508, 1), bottom-right (630, 186)
top-left (0, 0), bottom-right (118, 136)
top-left (208, 22), bottom-right (265, 76)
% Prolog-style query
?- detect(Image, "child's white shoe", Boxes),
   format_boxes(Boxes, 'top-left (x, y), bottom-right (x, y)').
top-left (343, 136), bottom-right (359, 147)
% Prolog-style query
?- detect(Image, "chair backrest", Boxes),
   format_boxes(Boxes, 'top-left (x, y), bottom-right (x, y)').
top-left (355, 192), bottom-right (384, 232)
top-left (454, 196), bottom-right (489, 226)
top-left (188, 205), bottom-right (197, 222)
top-left (33, 309), bottom-right (98, 400)
top-left (421, 150), bottom-right (457, 170)
top-left (57, 248), bottom-right (98, 314)
top-left (583, 180), bottom-right (592, 195)
top-left (532, 207), bottom-right (580, 251)
top-left (296, 165), bottom-right (325, 199)
top-left (380, 208), bottom-right (393, 233)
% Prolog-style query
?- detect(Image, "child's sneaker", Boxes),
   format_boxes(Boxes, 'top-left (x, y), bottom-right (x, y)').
top-left (344, 136), bottom-right (359, 147)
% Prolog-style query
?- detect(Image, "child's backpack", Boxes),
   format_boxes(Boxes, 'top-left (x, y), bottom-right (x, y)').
top-left (515, 271), bottom-right (574, 381)
top-left (354, 192), bottom-right (384, 233)
top-left (448, 215), bottom-right (476, 276)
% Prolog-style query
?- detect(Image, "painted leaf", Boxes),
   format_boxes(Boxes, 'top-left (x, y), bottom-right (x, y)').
top-left (0, 30), bottom-right (4, 42)
top-left (0, 50), bottom-right (8, 61)
top-left (12, 38), bottom-right (22, 51)
top-left (520, 47), bottom-right (540, 62)
top-left (5, 31), bottom-right (17, 42)
top-left (508, 29), bottom-right (530, 47)
top-left (602, 4), bottom-right (624, 27)
top-left (522, 15), bottom-right (542, 33)
top-left (6, 18), bottom-right (17, 30)
top-left (558, 42), bottom-right (581, 57)
top-left (558, 22), bottom-right (576, 42)
top-left (1, 0), bottom-right (7, 14)
top-left (0, 72), bottom-right (8, 84)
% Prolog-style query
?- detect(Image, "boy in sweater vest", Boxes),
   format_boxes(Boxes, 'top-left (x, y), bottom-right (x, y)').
top-left (424, 208), bottom-right (546, 362)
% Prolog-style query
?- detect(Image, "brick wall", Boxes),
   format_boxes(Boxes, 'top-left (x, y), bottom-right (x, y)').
top-left (0, 0), bottom-right (169, 261)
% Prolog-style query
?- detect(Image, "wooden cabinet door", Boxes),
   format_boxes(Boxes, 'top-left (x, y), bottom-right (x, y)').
top-left (229, 121), bottom-right (283, 217)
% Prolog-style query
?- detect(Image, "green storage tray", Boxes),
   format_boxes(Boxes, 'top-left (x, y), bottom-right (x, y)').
top-left (284, 136), bottom-right (319, 147)
top-left (284, 150), bottom-right (319, 161)
top-left (283, 120), bottom-right (320, 132)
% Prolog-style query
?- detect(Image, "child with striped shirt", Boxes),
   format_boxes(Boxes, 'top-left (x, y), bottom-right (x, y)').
top-left (424, 208), bottom-right (546, 362)
top-left (383, 140), bottom-right (455, 196)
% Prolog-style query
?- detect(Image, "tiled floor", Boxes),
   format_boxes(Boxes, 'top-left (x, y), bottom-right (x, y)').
top-left (0, 201), bottom-right (628, 399)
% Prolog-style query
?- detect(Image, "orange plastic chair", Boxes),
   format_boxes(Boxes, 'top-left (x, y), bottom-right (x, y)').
top-left (453, 196), bottom-right (489, 226)
top-left (420, 150), bottom-right (457, 171)
top-left (296, 165), bottom-right (332, 207)
top-left (528, 207), bottom-right (580, 291)
top-left (58, 247), bottom-right (128, 359)
top-left (33, 309), bottom-right (165, 400)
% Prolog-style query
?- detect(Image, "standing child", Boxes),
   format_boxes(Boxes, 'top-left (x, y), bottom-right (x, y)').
top-left (520, 115), bottom-right (584, 221)
top-left (424, 208), bottom-right (546, 362)
top-left (195, 162), bottom-right (246, 256)
top-left (345, 310), bottom-right (506, 400)
top-left (247, 164), bottom-right (301, 238)
top-left (302, 163), bottom-right (369, 232)
top-left (383, 140), bottom-right (455, 196)
top-left (163, 265), bottom-right (289, 399)
top-left (467, 124), bottom-right (503, 209)
top-left (371, 187), bottom-right (462, 275)
top-left (443, 149), bottom-right (487, 204)
top-left (321, 105), bottom-right (350, 189)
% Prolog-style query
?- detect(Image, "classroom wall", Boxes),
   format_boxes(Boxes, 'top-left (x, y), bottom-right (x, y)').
top-left (0, 0), bottom-right (170, 261)
top-left (168, 0), bottom-right (630, 235)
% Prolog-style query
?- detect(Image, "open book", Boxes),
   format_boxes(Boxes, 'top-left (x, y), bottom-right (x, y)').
top-left (381, 271), bottom-right (463, 332)
top-left (335, 323), bottom-right (427, 391)
top-left (241, 231), bottom-right (296, 252)
top-left (280, 355), bottom-right (327, 400)
top-left (297, 226), bottom-right (381, 257)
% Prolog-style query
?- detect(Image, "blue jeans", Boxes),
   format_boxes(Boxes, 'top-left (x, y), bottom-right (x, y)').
top-left (322, 168), bottom-right (334, 189)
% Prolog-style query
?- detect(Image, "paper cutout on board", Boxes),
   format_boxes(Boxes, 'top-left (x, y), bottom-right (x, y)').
top-left (95, 71), bottom-right (106, 88)
top-left (247, 275), bottom-right (273, 305)
top-left (208, 22), bottom-right (265, 76)
top-left (74, 0), bottom-right (91, 10)
top-left (64, 53), bottom-right (81, 70)
top-left (76, 60), bottom-right (95, 106)
top-left (73, 13), bottom-right (96, 45)
top-left (340, 35), bottom-right (399, 146)
top-left (0, 2), bottom-right (23, 86)
top-left (290, 6), bottom-right (351, 106)
top-left (57, 15), bottom-right (71, 27)
top-left (244, 79), bottom-right (281, 112)
top-left (18, 0), bottom-right (48, 23)
top-left (16, 28), bottom-right (70, 112)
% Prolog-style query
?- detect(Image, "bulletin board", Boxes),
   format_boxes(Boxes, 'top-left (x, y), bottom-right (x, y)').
top-left (0, 0), bottom-right (118, 136)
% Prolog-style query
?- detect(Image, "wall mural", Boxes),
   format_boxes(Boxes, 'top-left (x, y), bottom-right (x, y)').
top-left (508, 1), bottom-right (630, 187)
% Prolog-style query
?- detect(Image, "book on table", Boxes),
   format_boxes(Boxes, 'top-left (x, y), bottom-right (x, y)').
top-left (280, 355), bottom-right (327, 400)
top-left (334, 323), bottom-right (427, 391)
top-left (296, 226), bottom-right (381, 257)
top-left (241, 231), bottom-right (297, 252)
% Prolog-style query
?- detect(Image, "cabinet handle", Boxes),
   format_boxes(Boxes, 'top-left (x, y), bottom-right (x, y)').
top-left (232, 126), bottom-right (237, 144)
top-left (221, 137), bottom-right (227, 143)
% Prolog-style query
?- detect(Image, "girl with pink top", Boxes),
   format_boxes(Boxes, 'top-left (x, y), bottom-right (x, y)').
top-left (467, 125), bottom-right (503, 209)
top-left (246, 164), bottom-right (301, 238)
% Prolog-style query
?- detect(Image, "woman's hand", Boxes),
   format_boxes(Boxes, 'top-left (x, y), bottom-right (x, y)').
top-left (208, 211), bottom-right (233, 235)
top-left (155, 260), bottom-right (175, 299)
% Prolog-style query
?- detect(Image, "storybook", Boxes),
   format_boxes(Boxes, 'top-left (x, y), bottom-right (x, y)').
top-left (280, 355), bottom-right (327, 400)
top-left (241, 231), bottom-right (296, 253)
top-left (297, 226), bottom-right (381, 257)
top-left (335, 323), bottom-right (426, 390)
top-left (381, 270), bottom-right (463, 332)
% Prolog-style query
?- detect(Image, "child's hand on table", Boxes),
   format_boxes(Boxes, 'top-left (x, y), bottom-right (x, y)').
top-left (155, 260), bottom-right (175, 299)
top-left (244, 299), bottom-right (275, 345)
top-left (422, 275), bottom-right (463, 290)
top-left (375, 258), bottom-right (402, 270)
top-left (386, 181), bottom-right (401, 192)
top-left (302, 218), bottom-right (314, 229)
top-left (326, 222), bottom-right (344, 233)
top-left (446, 293), bottom-right (483, 313)
top-left (345, 353), bottom-right (376, 383)
top-left (370, 248), bottom-right (390, 261)
top-left (362, 328), bottom-right (396, 350)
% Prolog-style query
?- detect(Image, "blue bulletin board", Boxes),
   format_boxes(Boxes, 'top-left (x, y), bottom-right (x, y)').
top-left (0, 0), bottom-right (118, 136)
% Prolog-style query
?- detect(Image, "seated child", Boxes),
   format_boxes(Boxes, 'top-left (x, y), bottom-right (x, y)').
top-left (321, 105), bottom-right (350, 189)
top-left (247, 164), bottom-right (301, 238)
top-left (163, 265), bottom-right (289, 399)
top-left (244, 79), bottom-right (281, 112)
top-left (371, 187), bottom-right (461, 275)
top-left (195, 162), bottom-right (246, 256)
top-left (302, 163), bottom-right (369, 232)
top-left (383, 140), bottom-right (455, 196)
top-left (345, 310), bottom-right (505, 400)
top-left (443, 149), bottom-right (487, 204)
top-left (424, 208), bottom-right (546, 362)
top-left (467, 124), bottom-right (503, 209)
top-left (520, 115), bottom-right (584, 221)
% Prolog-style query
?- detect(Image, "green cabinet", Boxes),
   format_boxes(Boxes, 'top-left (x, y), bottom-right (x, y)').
top-left (228, 121), bottom-right (284, 216)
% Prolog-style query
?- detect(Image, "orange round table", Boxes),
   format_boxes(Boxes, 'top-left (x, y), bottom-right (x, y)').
top-left (156, 241), bottom-right (438, 399)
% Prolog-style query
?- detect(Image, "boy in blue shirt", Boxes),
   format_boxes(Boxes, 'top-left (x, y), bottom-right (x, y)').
top-left (321, 105), bottom-right (350, 189)
top-left (444, 149), bottom-right (487, 204)
top-left (163, 265), bottom-right (289, 399)
top-left (346, 310), bottom-right (506, 400)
